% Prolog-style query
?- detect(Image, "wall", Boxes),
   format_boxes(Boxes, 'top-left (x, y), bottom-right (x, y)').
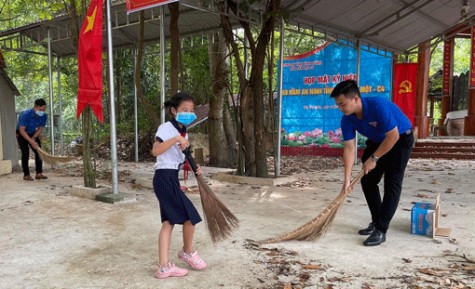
top-left (0, 76), bottom-right (19, 170)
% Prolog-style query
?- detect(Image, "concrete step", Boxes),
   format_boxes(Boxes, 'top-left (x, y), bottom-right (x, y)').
top-left (411, 151), bottom-right (475, 160)
top-left (411, 139), bottom-right (475, 159)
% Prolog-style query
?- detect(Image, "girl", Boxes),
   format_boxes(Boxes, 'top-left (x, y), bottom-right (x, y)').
top-left (151, 92), bottom-right (207, 279)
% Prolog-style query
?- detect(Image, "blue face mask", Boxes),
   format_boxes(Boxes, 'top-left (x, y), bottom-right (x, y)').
top-left (36, 110), bottom-right (45, 117)
top-left (176, 112), bottom-right (197, 126)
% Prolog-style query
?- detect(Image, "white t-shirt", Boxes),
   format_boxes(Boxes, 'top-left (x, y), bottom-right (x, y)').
top-left (154, 121), bottom-right (187, 170)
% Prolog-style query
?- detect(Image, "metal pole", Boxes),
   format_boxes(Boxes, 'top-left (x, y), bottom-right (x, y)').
top-left (160, 7), bottom-right (166, 124)
top-left (47, 28), bottom-right (55, 156)
top-left (106, 0), bottom-right (119, 194)
top-left (276, 18), bottom-right (285, 177)
top-left (134, 50), bottom-right (139, 162)
top-left (355, 40), bottom-right (361, 164)
top-left (57, 56), bottom-right (63, 155)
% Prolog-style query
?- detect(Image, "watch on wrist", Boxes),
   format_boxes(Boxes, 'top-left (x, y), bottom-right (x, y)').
top-left (371, 155), bottom-right (379, 163)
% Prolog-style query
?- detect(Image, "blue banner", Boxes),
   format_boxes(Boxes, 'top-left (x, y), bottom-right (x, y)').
top-left (281, 42), bottom-right (392, 147)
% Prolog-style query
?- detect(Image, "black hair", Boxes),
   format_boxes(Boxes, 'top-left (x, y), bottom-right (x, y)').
top-left (164, 92), bottom-right (195, 114)
top-left (34, 98), bottom-right (46, 107)
top-left (330, 80), bottom-right (360, 99)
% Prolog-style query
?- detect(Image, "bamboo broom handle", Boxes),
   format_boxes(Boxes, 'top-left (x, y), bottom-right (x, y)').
top-left (343, 169), bottom-right (365, 196)
top-left (183, 148), bottom-right (199, 174)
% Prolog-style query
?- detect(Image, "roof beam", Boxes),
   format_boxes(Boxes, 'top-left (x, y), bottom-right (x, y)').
top-left (360, 0), bottom-right (434, 36)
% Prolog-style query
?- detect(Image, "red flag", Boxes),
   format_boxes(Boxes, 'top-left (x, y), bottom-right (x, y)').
top-left (126, 0), bottom-right (179, 13)
top-left (393, 63), bottom-right (418, 126)
top-left (77, 0), bottom-right (104, 123)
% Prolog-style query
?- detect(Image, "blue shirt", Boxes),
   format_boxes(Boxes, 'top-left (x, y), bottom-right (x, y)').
top-left (341, 97), bottom-right (412, 143)
top-left (16, 108), bottom-right (47, 134)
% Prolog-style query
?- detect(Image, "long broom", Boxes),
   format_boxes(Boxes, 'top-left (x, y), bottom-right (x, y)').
top-left (256, 169), bottom-right (365, 244)
top-left (36, 147), bottom-right (77, 165)
top-left (184, 148), bottom-right (239, 243)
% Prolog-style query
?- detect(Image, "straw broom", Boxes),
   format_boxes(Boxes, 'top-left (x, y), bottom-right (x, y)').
top-left (256, 169), bottom-right (365, 244)
top-left (184, 149), bottom-right (239, 243)
top-left (36, 147), bottom-right (77, 165)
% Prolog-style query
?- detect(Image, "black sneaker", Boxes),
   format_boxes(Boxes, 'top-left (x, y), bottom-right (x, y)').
top-left (358, 222), bottom-right (375, 235)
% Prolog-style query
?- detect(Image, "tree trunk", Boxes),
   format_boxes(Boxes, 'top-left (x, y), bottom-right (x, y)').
top-left (218, 0), bottom-right (280, 177)
top-left (223, 101), bottom-right (237, 167)
top-left (82, 106), bottom-right (96, 188)
top-left (135, 11), bottom-right (160, 127)
top-left (208, 32), bottom-right (235, 167)
top-left (168, 2), bottom-right (180, 95)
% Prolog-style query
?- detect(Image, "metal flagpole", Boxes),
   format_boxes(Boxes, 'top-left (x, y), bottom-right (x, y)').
top-left (57, 56), bottom-right (63, 155)
top-left (276, 17), bottom-right (285, 177)
top-left (160, 7), bottom-right (166, 124)
top-left (106, 0), bottom-right (119, 194)
top-left (47, 28), bottom-right (55, 156)
top-left (355, 40), bottom-right (361, 164)
top-left (134, 50), bottom-right (139, 162)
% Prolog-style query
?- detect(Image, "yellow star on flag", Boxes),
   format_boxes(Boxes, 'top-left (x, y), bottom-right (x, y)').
top-left (84, 6), bottom-right (98, 34)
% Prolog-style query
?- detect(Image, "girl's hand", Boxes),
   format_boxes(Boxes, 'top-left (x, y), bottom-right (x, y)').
top-left (176, 135), bottom-right (189, 151)
top-left (196, 165), bottom-right (203, 176)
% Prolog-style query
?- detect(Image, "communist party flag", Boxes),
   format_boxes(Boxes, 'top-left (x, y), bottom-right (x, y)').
top-left (77, 0), bottom-right (104, 123)
top-left (393, 63), bottom-right (418, 126)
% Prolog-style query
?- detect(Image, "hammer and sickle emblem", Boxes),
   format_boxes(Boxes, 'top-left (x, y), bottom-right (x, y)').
top-left (398, 80), bottom-right (412, 94)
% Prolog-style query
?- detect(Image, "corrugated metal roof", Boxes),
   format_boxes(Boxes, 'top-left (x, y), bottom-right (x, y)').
top-left (283, 0), bottom-right (475, 53)
top-left (0, 0), bottom-right (474, 56)
top-left (0, 1), bottom-right (241, 57)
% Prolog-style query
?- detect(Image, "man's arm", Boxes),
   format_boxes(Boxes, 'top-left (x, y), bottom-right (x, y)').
top-left (19, 126), bottom-right (39, 149)
top-left (32, 126), bottom-right (43, 140)
top-left (342, 138), bottom-right (356, 191)
top-left (363, 127), bottom-right (400, 174)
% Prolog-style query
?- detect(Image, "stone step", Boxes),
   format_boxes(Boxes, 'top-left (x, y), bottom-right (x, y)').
top-left (411, 151), bottom-right (475, 160)
top-left (412, 147), bottom-right (475, 153)
top-left (414, 142), bottom-right (475, 148)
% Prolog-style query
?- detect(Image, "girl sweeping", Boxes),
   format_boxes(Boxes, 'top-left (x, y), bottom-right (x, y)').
top-left (152, 92), bottom-right (207, 279)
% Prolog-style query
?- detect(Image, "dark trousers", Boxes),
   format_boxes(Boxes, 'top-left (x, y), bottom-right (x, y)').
top-left (16, 131), bottom-right (43, 176)
top-left (360, 131), bottom-right (414, 233)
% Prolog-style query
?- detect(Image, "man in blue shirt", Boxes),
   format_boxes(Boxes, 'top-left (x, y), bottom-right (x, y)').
top-left (16, 98), bottom-right (48, 181)
top-left (330, 80), bottom-right (414, 246)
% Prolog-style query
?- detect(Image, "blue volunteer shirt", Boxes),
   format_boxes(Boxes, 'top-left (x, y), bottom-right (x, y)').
top-left (16, 108), bottom-right (47, 134)
top-left (341, 97), bottom-right (412, 143)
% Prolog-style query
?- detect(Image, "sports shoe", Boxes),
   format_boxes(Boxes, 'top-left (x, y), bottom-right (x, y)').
top-left (155, 262), bottom-right (188, 279)
top-left (178, 250), bottom-right (207, 270)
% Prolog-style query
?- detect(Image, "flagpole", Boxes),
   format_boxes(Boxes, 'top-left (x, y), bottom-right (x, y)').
top-left (106, 0), bottom-right (119, 194)
top-left (47, 28), bottom-right (55, 156)
top-left (160, 6), bottom-right (166, 124)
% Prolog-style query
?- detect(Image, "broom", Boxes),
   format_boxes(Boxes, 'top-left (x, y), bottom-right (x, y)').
top-left (36, 147), bottom-right (77, 165)
top-left (184, 148), bottom-right (239, 243)
top-left (256, 169), bottom-right (365, 244)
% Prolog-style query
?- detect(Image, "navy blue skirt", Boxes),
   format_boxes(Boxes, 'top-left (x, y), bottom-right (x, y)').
top-left (153, 169), bottom-right (202, 225)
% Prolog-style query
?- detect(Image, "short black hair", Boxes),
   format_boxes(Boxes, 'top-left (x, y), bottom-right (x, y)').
top-left (330, 80), bottom-right (360, 99)
top-left (164, 92), bottom-right (195, 113)
top-left (34, 98), bottom-right (46, 107)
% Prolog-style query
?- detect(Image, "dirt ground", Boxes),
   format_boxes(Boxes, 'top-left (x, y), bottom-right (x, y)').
top-left (0, 156), bottom-right (474, 289)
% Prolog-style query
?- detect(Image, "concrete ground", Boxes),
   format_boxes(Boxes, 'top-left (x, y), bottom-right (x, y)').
top-left (0, 158), bottom-right (474, 289)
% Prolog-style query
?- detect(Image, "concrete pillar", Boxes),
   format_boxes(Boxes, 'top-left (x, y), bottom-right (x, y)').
top-left (414, 41), bottom-right (430, 139)
top-left (0, 113), bottom-right (13, 175)
top-left (465, 27), bottom-right (475, 135)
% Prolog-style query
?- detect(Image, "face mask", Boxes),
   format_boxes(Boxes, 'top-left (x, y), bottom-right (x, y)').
top-left (176, 112), bottom-right (196, 126)
top-left (36, 111), bottom-right (45, 117)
